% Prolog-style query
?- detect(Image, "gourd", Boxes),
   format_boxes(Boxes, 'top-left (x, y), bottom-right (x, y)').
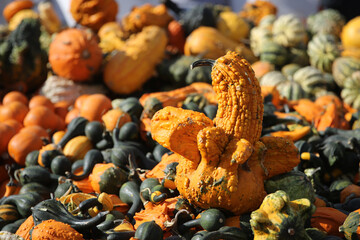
top-left (31, 199), bottom-right (108, 230)
top-left (39, 75), bottom-right (108, 105)
top-left (250, 190), bottom-right (315, 240)
top-left (260, 71), bottom-right (287, 88)
top-left (272, 14), bottom-right (306, 48)
top-left (341, 71), bottom-right (360, 109)
top-left (340, 16), bottom-right (360, 59)
top-left (0, 204), bottom-right (19, 222)
top-left (0, 18), bottom-right (47, 93)
top-left (103, 25), bottom-right (168, 95)
top-left (307, 9), bottom-right (345, 37)
top-left (0, 192), bottom-right (43, 217)
top-left (70, 0), bottom-right (118, 32)
top-left (151, 51), bottom-right (300, 214)
top-left (166, 20), bottom-right (186, 54)
top-left (121, 3), bottom-right (173, 34)
top-left (311, 207), bottom-right (347, 237)
top-left (249, 26), bottom-right (272, 57)
top-left (184, 26), bottom-right (257, 63)
top-left (259, 40), bottom-right (288, 67)
top-left (15, 215), bottom-right (34, 239)
top-left (134, 221), bottom-right (163, 240)
top-left (89, 163), bottom-right (128, 194)
top-left (67, 149), bottom-right (104, 180)
top-left (264, 170), bottom-right (316, 203)
top-left (181, 209), bottom-right (226, 232)
top-left (119, 181), bottom-right (142, 221)
top-left (48, 28), bottom-right (102, 82)
top-left (37, 1), bottom-right (62, 34)
top-left (63, 136), bottom-right (93, 162)
top-left (239, 0), bottom-right (277, 26)
top-left (339, 208), bottom-right (360, 239)
top-left (31, 219), bottom-right (84, 240)
top-left (216, 11), bottom-right (250, 42)
top-left (332, 57), bottom-right (360, 88)
top-left (0, 122), bottom-right (16, 155)
top-left (307, 34), bottom-right (341, 73)
top-left (2, 0), bottom-right (34, 22)
top-left (57, 117), bottom-right (88, 149)
top-left (293, 66), bottom-right (328, 97)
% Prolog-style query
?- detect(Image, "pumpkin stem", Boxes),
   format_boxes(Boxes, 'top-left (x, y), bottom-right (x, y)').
top-left (190, 59), bottom-right (215, 70)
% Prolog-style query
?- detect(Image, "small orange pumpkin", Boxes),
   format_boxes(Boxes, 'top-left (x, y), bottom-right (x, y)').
top-left (48, 28), bottom-right (102, 82)
top-left (0, 101), bottom-right (29, 123)
top-left (2, 91), bottom-right (28, 105)
top-left (0, 122), bottom-right (16, 155)
top-left (8, 131), bottom-right (44, 166)
top-left (79, 94), bottom-right (112, 122)
top-left (101, 108), bottom-right (131, 131)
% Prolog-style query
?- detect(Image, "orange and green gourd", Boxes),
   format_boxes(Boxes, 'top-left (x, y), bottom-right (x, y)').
top-left (151, 51), bottom-right (300, 215)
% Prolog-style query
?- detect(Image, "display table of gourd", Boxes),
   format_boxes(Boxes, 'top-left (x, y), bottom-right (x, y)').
top-left (151, 51), bottom-right (300, 215)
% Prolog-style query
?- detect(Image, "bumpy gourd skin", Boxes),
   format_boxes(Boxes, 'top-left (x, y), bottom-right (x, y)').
top-left (151, 51), bottom-right (299, 214)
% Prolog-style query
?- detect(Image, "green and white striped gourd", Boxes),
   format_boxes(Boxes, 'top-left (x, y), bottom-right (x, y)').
top-left (272, 14), bottom-right (306, 48)
top-left (341, 71), bottom-right (360, 109)
top-left (307, 34), bottom-right (341, 73)
top-left (332, 57), bottom-right (360, 88)
top-left (258, 14), bottom-right (276, 29)
top-left (259, 40), bottom-right (288, 67)
top-left (293, 66), bottom-right (327, 97)
top-left (307, 9), bottom-right (345, 37)
top-left (278, 79), bottom-right (306, 100)
top-left (249, 26), bottom-right (272, 57)
top-left (288, 47), bottom-right (310, 66)
top-left (260, 71), bottom-right (287, 87)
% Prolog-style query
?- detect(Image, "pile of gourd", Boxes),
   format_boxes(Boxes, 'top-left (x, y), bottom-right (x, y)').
top-left (1, 0), bottom-right (360, 239)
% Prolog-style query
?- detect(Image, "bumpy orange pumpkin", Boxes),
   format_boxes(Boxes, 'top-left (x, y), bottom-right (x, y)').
top-left (151, 52), bottom-right (300, 214)
top-left (48, 28), bottom-right (102, 82)
top-left (31, 219), bottom-right (84, 240)
top-left (70, 0), bottom-right (118, 32)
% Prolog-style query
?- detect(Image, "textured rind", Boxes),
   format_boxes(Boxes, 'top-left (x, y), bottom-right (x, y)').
top-left (212, 51), bottom-right (263, 145)
top-left (31, 219), bottom-right (84, 240)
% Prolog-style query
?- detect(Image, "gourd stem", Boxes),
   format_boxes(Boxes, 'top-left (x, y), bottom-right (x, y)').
top-left (182, 218), bottom-right (200, 229)
top-left (190, 59), bottom-right (215, 70)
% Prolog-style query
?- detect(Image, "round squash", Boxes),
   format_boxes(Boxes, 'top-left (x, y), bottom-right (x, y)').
top-left (307, 9), bottom-right (345, 37)
top-left (48, 28), bottom-right (102, 82)
top-left (79, 94), bottom-right (112, 122)
top-left (341, 16), bottom-right (360, 59)
top-left (341, 71), bottom-right (360, 110)
top-left (272, 14), bottom-right (306, 48)
top-left (332, 56), bottom-right (360, 87)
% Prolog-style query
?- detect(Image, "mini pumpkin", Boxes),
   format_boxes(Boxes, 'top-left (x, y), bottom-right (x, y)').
top-left (48, 28), bottom-right (102, 82)
top-left (341, 71), bottom-right (360, 110)
top-left (272, 14), bottom-right (306, 48)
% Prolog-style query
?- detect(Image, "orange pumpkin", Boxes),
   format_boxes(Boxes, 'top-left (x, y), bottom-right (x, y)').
top-left (3, 119), bottom-right (23, 133)
top-left (48, 28), bottom-right (102, 82)
top-left (3, 0), bottom-right (34, 22)
top-left (29, 95), bottom-right (55, 112)
top-left (0, 122), bottom-right (16, 154)
top-left (8, 131), bottom-right (44, 165)
top-left (0, 101), bottom-right (29, 123)
top-left (20, 125), bottom-right (50, 141)
top-left (101, 108), bottom-right (131, 131)
top-left (79, 94), bottom-right (112, 122)
top-left (31, 219), bottom-right (84, 240)
top-left (23, 105), bottom-right (65, 132)
top-left (2, 91), bottom-right (28, 105)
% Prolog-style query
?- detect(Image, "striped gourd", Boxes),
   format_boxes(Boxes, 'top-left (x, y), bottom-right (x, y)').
top-left (260, 71), bottom-right (288, 87)
top-left (272, 14), bottom-right (306, 48)
top-left (341, 71), bottom-right (360, 109)
top-left (332, 57), bottom-right (360, 88)
top-left (278, 79), bottom-right (306, 100)
top-left (250, 26), bottom-right (272, 57)
top-left (259, 40), bottom-right (288, 67)
top-left (307, 34), bottom-right (341, 73)
top-left (307, 9), bottom-right (345, 37)
top-left (293, 66), bottom-right (327, 97)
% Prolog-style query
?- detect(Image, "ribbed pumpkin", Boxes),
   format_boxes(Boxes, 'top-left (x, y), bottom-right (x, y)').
top-left (278, 80), bottom-right (306, 100)
top-left (332, 56), bottom-right (360, 87)
top-left (341, 71), bottom-right (360, 109)
top-left (341, 16), bottom-right (360, 59)
top-left (103, 25), bottom-right (168, 94)
top-left (249, 26), bottom-right (272, 57)
top-left (216, 11), bottom-right (250, 42)
top-left (70, 0), bottom-right (118, 32)
top-left (307, 9), bottom-right (345, 37)
top-left (260, 71), bottom-right (287, 87)
top-left (307, 34), bottom-right (341, 73)
top-left (63, 136), bottom-right (93, 162)
top-left (48, 28), bottom-right (102, 82)
top-left (259, 40), bottom-right (288, 67)
top-left (293, 66), bottom-right (327, 97)
top-left (272, 14), bottom-right (306, 48)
